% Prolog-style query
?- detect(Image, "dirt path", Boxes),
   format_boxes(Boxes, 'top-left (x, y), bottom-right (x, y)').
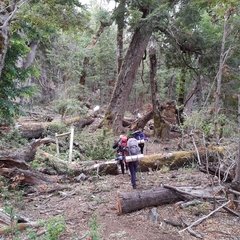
top-left (15, 167), bottom-right (240, 240)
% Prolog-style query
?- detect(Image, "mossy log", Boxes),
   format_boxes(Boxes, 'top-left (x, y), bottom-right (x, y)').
top-left (139, 146), bottom-right (225, 172)
top-left (39, 151), bottom-right (118, 176)
top-left (39, 146), bottom-right (225, 177)
top-left (18, 115), bottom-right (96, 139)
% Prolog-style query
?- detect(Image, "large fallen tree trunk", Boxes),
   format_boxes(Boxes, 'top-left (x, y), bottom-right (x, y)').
top-left (39, 151), bottom-right (118, 175)
top-left (0, 145), bottom-right (226, 187)
top-left (139, 146), bottom-right (225, 171)
top-left (117, 187), bottom-right (182, 214)
top-left (39, 146), bottom-right (225, 177)
top-left (0, 138), bottom-right (55, 163)
top-left (18, 114), bottom-right (97, 139)
top-left (130, 110), bottom-right (153, 131)
top-left (0, 167), bottom-right (56, 186)
top-left (117, 185), bottom-right (225, 214)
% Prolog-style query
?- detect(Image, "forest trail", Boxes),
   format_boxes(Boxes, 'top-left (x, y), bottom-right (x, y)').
top-left (10, 140), bottom-right (239, 240)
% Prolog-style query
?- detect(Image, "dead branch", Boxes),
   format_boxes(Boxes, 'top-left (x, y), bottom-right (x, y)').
top-left (179, 200), bottom-right (231, 233)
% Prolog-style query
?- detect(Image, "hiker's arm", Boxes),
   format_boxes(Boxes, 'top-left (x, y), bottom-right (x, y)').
top-left (113, 139), bottom-right (119, 149)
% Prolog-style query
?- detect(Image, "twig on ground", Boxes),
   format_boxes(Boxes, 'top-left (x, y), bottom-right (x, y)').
top-left (179, 200), bottom-right (230, 233)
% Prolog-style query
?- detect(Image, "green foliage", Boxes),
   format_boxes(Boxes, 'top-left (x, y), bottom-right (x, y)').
top-left (0, 33), bottom-right (37, 125)
top-left (89, 214), bottom-right (101, 240)
top-left (44, 122), bottom-right (68, 136)
top-left (79, 129), bottom-right (115, 160)
top-left (43, 216), bottom-right (66, 240)
top-left (182, 110), bottom-right (214, 137)
top-left (53, 98), bottom-right (86, 117)
top-left (0, 129), bottom-right (27, 149)
top-left (182, 109), bottom-right (237, 138)
top-left (185, 202), bottom-right (211, 216)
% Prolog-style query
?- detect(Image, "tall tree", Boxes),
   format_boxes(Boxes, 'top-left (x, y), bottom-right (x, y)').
top-left (104, 1), bottom-right (170, 133)
top-left (115, 0), bottom-right (126, 74)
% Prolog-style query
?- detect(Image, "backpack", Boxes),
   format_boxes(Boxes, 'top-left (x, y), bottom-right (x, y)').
top-left (119, 135), bottom-right (128, 148)
top-left (127, 138), bottom-right (141, 156)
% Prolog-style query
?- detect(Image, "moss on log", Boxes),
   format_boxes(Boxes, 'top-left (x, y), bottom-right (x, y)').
top-left (139, 146), bottom-right (225, 171)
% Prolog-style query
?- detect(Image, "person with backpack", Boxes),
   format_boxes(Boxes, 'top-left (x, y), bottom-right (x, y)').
top-left (113, 135), bottom-right (128, 174)
top-left (132, 130), bottom-right (148, 154)
top-left (127, 137), bottom-right (141, 189)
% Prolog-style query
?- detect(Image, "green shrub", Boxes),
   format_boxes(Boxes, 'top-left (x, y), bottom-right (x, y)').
top-left (89, 215), bottom-right (101, 240)
top-left (0, 129), bottom-right (27, 149)
top-left (53, 98), bottom-right (88, 118)
top-left (79, 129), bottom-right (115, 160)
top-left (43, 216), bottom-right (66, 240)
top-left (44, 122), bottom-right (68, 137)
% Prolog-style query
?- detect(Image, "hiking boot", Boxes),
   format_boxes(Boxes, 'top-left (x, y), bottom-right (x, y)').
top-left (133, 185), bottom-right (137, 189)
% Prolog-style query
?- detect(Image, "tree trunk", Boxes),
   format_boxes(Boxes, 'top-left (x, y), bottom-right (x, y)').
top-left (79, 21), bottom-right (112, 86)
top-left (154, 101), bottom-right (178, 139)
top-left (0, 8), bottom-right (12, 78)
top-left (130, 110), bottom-right (153, 131)
top-left (214, 10), bottom-right (232, 141)
top-left (104, 13), bottom-right (153, 133)
top-left (0, 137), bottom-right (55, 163)
top-left (148, 36), bottom-right (162, 137)
top-left (117, 187), bottom-right (182, 214)
top-left (231, 94), bottom-right (240, 190)
top-left (39, 151), bottom-right (119, 175)
top-left (22, 40), bottom-right (39, 69)
top-left (116, 0), bottom-right (126, 74)
top-left (177, 69), bottom-right (186, 105)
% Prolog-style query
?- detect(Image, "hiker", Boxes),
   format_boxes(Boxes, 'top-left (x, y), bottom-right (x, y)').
top-left (132, 130), bottom-right (148, 154)
top-left (127, 137), bottom-right (141, 189)
top-left (113, 135), bottom-right (128, 174)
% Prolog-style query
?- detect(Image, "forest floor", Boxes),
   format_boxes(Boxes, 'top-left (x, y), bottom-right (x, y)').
top-left (2, 139), bottom-right (240, 240)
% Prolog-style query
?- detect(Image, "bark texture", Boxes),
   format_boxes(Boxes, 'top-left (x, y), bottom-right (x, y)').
top-left (105, 13), bottom-right (153, 133)
top-left (117, 187), bottom-right (181, 214)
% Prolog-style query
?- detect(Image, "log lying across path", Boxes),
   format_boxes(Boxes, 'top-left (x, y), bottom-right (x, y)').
top-left (139, 146), bottom-right (225, 172)
top-left (0, 144), bottom-right (226, 188)
top-left (117, 185), bottom-right (225, 214)
top-left (117, 187), bottom-right (182, 214)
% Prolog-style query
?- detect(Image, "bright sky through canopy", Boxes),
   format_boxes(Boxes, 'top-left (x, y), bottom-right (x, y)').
top-left (79, 0), bottom-right (115, 10)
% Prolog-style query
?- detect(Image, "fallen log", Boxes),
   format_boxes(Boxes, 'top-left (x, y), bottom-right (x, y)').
top-left (139, 146), bottom-right (225, 172)
top-left (130, 110), bottom-right (153, 131)
top-left (18, 114), bottom-right (97, 139)
top-left (0, 209), bottom-right (40, 235)
top-left (0, 167), bottom-right (56, 186)
top-left (0, 138), bottom-right (55, 163)
top-left (117, 187), bottom-right (182, 214)
top-left (117, 185), bottom-right (226, 214)
top-left (0, 156), bottom-right (29, 170)
top-left (39, 151), bottom-right (118, 176)
top-left (39, 146), bottom-right (225, 177)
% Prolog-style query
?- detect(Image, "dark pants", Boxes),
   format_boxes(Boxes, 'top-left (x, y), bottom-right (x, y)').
top-left (119, 160), bottom-right (126, 174)
top-left (139, 143), bottom-right (144, 154)
top-left (128, 161), bottom-right (138, 188)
